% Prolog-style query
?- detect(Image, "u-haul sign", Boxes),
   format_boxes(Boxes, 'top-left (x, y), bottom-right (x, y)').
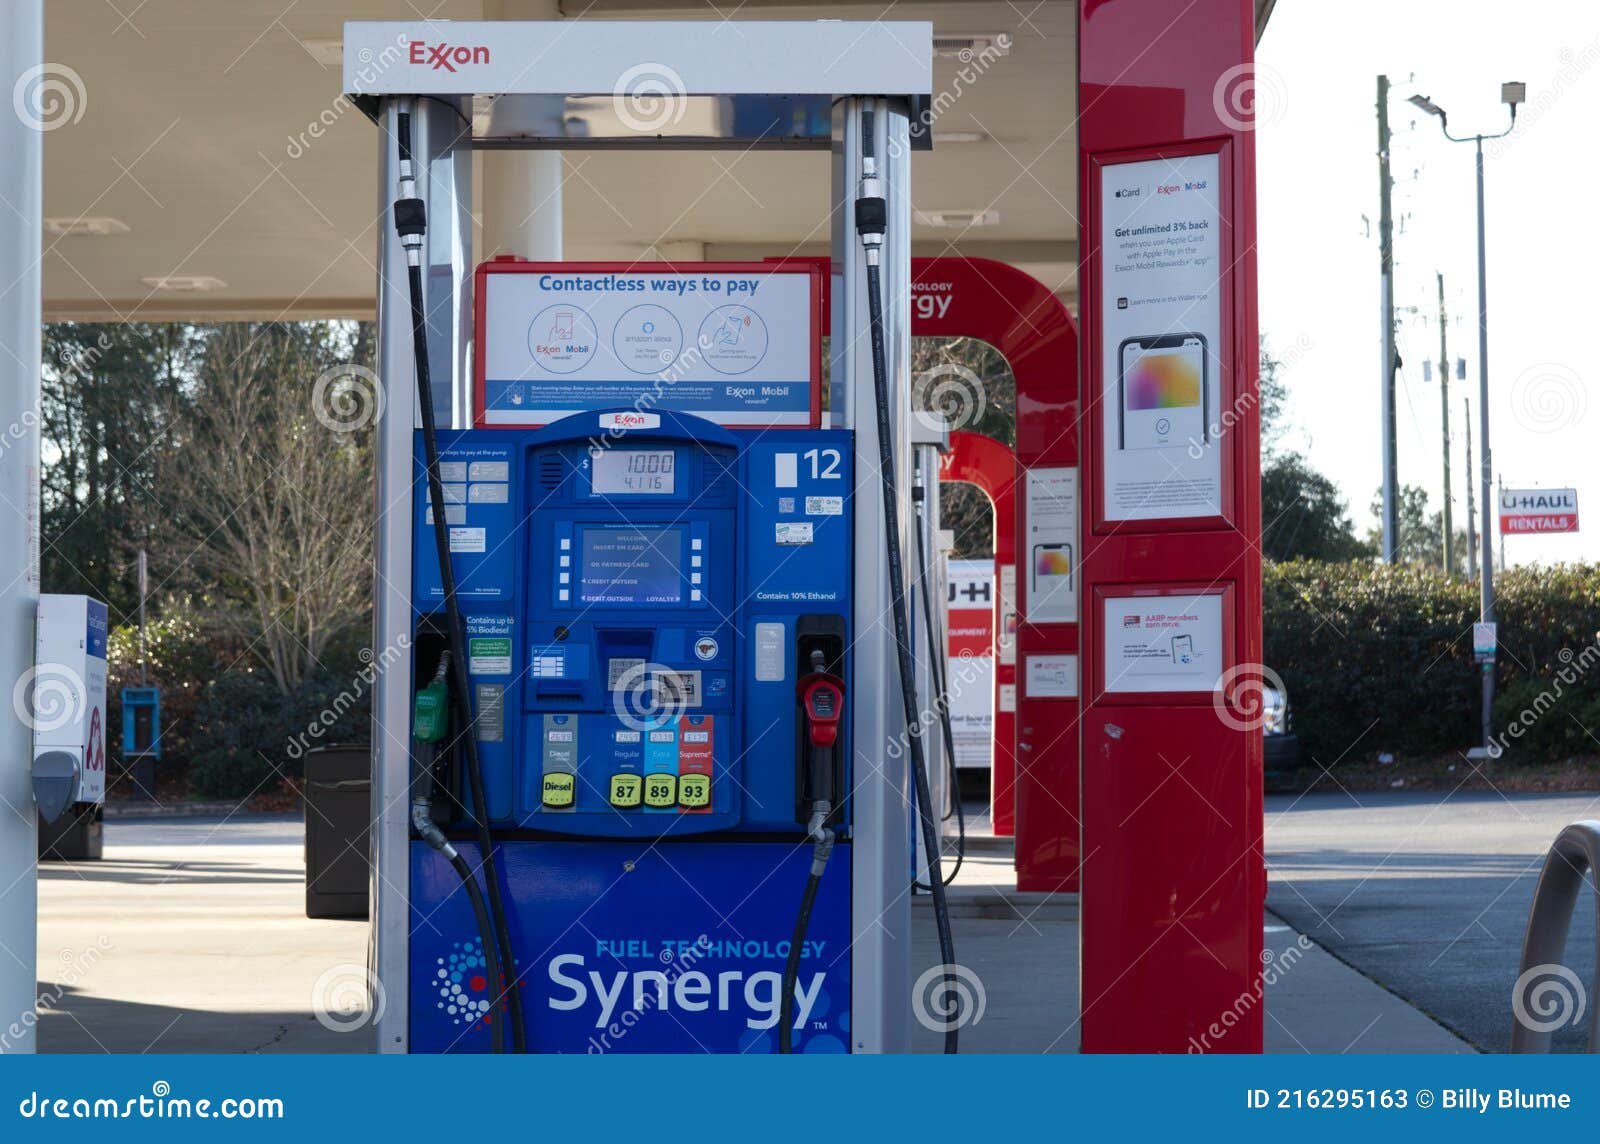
top-left (946, 559), bottom-right (995, 771)
top-left (1499, 487), bottom-right (1579, 535)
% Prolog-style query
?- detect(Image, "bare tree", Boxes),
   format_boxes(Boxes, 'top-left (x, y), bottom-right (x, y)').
top-left (151, 324), bottom-right (374, 693)
top-left (910, 336), bottom-right (1016, 559)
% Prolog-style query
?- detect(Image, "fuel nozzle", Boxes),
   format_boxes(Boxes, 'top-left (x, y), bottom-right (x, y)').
top-left (411, 652), bottom-right (455, 858)
top-left (797, 649), bottom-right (845, 853)
top-left (413, 652), bottom-right (451, 745)
top-left (781, 648), bottom-right (846, 1053)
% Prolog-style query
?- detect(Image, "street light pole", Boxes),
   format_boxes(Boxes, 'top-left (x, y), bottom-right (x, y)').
top-left (1436, 272), bottom-right (1453, 576)
top-left (1473, 132), bottom-right (1495, 752)
top-left (1409, 82), bottom-right (1522, 757)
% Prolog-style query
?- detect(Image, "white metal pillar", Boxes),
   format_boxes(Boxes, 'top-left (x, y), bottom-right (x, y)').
top-left (482, 0), bottom-right (564, 263)
top-left (0, 0), bottom-right (44, 1055)
top-left (834, 96), bottom-right (915, 1053)
top-left (370, 96), bottom-right (474, 1052)
top-left (482, 147), bottom-right (563, 262)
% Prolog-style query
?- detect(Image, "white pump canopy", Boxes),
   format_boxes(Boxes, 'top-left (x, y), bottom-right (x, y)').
top-left (343, 20), bottom-right (931, 97)
top-left (342, 20), bottom-right (933, 149)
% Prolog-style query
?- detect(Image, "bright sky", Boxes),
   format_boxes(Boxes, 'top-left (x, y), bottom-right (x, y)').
top-left (1256, 0), bottom-right (1598, 565)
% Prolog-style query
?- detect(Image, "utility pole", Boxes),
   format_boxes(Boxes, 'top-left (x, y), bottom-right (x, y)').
top-left (1437, 273), bottom-right (1453, 575)
top-left (1497, 474), bottom-right (1506, 572)
top-left (1463, 396), bottom-right (1477, 583)
top-left (1377, 76), bottom-right (1399, 561)
top-left (138, 546), bottom-right (149, 685)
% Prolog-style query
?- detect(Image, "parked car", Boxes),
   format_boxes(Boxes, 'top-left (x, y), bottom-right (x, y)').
top-left (1262, 676), bottom-right (1303, 771)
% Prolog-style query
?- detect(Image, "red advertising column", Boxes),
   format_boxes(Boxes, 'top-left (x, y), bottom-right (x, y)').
top-left (802, 254), bottom-right (1080, 853)
top-left (910, 258), bottom-right (1079, 861)
top-left (1078, 0), bottom-right (1265, 1051)
top-left (940, 431), bottom-right (1017, 834)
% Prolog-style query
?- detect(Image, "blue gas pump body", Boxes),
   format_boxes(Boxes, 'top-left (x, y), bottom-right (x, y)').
top-left (407, 408), bottom-right (855, 1052)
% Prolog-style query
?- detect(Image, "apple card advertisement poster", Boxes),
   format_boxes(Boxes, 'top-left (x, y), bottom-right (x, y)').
top-left (1099, 153), bottom-right (1225, 522)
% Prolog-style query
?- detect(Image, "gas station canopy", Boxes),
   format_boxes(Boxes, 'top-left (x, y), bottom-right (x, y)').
top-left (37, 1), bottom-right (1268, 324)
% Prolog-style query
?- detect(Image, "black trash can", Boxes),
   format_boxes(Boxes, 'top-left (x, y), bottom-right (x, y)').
top-left (304, 743), bottom-right (373, 919)
top-left (39, 802), bottom-right (103, 862)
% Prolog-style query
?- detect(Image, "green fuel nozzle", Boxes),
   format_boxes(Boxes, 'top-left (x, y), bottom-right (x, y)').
top-left (413, 651), bottom-right (451, 744)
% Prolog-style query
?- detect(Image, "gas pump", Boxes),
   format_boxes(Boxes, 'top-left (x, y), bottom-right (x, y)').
top-left (348, 20), bottom-right (949, 1054)
top-left (911, 415), bottom-right (965, 887)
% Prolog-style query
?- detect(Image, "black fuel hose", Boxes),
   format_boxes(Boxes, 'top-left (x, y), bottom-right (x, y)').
top-left (778, 864), bottom-right (823, 1053)
top-left (781, 648), bottom-right (837, 1054)
top-left (411, 657), bottom-right (506, 1053)
top-left (448, 853), bottom-right (504, 1052)
top-left (395, 106), bottom-right (526, 1053)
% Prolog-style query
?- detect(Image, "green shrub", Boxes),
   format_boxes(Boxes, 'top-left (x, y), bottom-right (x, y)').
top-left (187, 667), bottom-right (372, 800)
top-left (107, 606), bottom-right (375, 800)
top-left (107, 606), bottom-right (241, 780)
top-left (1264, 560), bottom-right (1600, 764)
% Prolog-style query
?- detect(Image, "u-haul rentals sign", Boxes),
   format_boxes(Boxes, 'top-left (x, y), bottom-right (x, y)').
top-left (1499, 487), bottom-right (1579, 534)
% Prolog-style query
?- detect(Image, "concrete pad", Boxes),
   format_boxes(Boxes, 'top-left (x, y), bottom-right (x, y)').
top-left (908, 839), bottom-right (1471, 1053)
top-left (36, 814), bottom-right (369, 1053)
top-left (1260, 916), bottom-right (1472, 1053)
top-left (37, 809), bottom-right (1472, 1054)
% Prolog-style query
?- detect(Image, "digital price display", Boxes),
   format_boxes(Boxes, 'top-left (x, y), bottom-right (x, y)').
top-left (591, 449), bottom-right (675, 495)
top-left (578, 527), bottom-right (685, 606)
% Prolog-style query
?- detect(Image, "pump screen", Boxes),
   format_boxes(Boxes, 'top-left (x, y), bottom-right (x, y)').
top-left (591, 449), bottom-right (676, 495)
top-left (578, 527), bottom-right (685, 605)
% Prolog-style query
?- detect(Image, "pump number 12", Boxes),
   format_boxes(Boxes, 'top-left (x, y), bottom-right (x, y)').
top-left (804, 448), bottom-right (842, 480)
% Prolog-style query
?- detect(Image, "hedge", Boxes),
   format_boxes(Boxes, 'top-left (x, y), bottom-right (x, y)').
top-left (107, 607), bottom-right (372, 799)
top-left (1264, 561), bottom-right (1600, 764)
top-left (105, 562), bottom-right (1600, 796)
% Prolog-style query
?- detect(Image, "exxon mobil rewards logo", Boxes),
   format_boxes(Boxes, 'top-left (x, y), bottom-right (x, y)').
top-left (409, 41), bottom-right (490, 72)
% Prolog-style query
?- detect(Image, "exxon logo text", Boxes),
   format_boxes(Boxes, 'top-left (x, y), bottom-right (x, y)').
top-left (409, 42), bottom-right (491, 71)
top-left (599, 411), bottom-right (660, 430)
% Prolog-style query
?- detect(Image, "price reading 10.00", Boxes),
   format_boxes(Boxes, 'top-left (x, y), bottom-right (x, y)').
top-left (591, 449), bottom-right (676, 495)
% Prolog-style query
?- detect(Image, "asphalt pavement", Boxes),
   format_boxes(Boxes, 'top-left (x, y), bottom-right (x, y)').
top-left (33, 795), bottom-right (1529, 1054)
top-left (1266, 788), bottom-right (1600, 1052)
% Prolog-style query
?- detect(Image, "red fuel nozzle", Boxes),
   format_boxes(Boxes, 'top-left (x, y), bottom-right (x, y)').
top-left (801, 676), bottom-right (843, 748)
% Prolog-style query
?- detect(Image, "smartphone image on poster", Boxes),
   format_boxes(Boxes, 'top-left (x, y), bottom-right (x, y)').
top-left (1171, 634), bottom-right (1195, 666)
top-left (1031, 542), bottom-right (1073, 596)
top-left (1117, 334), bottom-right (1208, 451)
